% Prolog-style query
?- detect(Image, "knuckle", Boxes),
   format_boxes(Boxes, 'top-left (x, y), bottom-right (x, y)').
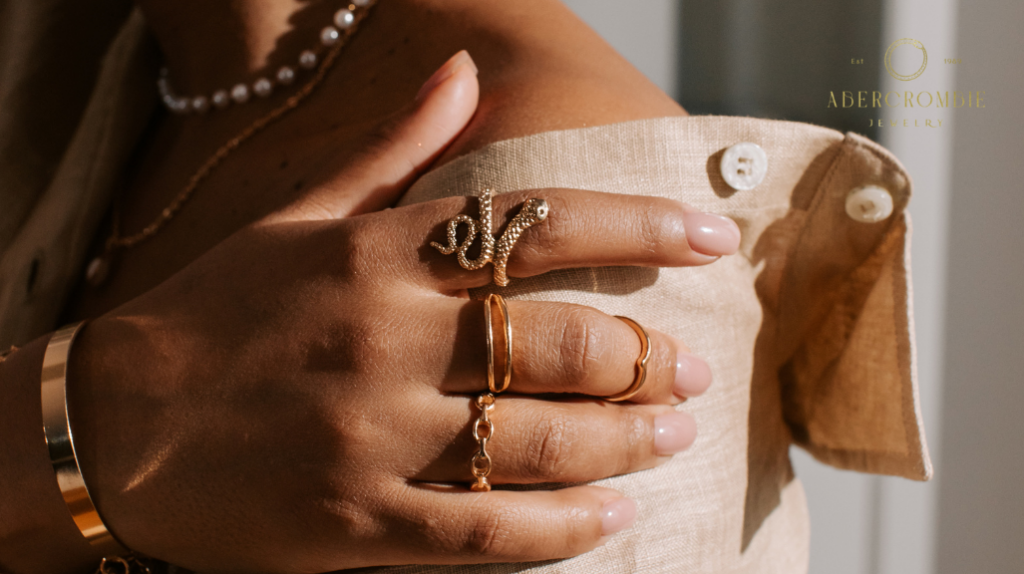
top-left (634, 205), bottom-right (668, 258)
top-left (635, 199), bottom-right (687, 264)
top-left (357, 117), bottom-right (417, 180)
top-left (617, 410), bottom-right (653, 470)
top-left (674, 336), bottom-right (691, 355)
top-left (334, 221), bottom-right (379, 275)
top-left (337, 218), bottom-right (409, 283)
top-left (313, 494), bottom-right (378, 540)
top-left (555, 307), bottom-right (606, 389)
top-left (361, 117), bottom-right (402, 155)
top-left (506, 194), bottom-right (571, 274)
top-left (558, 508), bottom-right (599, 556)
top-left (323, 315), bottom-right (388, 376)
top-left (523, 413), bottom-right (577, 480)
top-left (652, 334), bottom-right (682, 393)
top-left (461, 508), bottom-right (513, 557)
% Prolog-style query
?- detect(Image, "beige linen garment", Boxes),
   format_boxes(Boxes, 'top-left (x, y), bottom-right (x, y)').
top-left (0, 7), bottom-right (930, 573)
top-left (380, 119), bottom-right (933, 574)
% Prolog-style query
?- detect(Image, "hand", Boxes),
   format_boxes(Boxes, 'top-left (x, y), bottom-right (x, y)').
top-left (66, 52), bottom-right (734, 573)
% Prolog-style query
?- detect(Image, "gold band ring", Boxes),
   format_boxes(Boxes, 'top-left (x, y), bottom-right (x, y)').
top-left (605, 316), bottom-right (652, 402)
top-left (485, 293), bottom-right (513, 393)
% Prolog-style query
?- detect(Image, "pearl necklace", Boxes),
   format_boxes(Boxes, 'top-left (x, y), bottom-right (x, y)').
top-left (157, 0), bottom-right (371, 115)
top-left (85, 0), bottom-right (377, 286)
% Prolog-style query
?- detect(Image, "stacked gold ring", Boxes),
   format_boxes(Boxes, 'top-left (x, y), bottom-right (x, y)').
top-left (484, 293), bottom-right (512, 394)
top-left (470, 393), bottom-right (496, 492)
top-left (605, 316), bottom-right (652, 403)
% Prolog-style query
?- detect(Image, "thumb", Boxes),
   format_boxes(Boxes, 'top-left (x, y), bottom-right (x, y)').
top-left (278, 50), bottom-right (480, 222)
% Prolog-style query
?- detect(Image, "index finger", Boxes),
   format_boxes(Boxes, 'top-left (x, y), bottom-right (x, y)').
top-left (361, 188), bottom-right (740, 290)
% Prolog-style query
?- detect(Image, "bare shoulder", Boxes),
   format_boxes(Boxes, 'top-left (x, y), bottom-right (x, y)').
top-left (359, 0), bottom-right (685, 160)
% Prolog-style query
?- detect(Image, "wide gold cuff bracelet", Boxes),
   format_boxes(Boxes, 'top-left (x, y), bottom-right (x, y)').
top-left (41, 322), bottom-right (125, 554)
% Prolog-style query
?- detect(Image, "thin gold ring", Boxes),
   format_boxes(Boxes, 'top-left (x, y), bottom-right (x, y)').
top-left (485, 294), bottom-right (513, 393)
top-left (605, 316), bottom-right (652, 402)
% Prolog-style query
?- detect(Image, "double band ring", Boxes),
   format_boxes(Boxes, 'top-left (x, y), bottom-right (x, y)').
top-left (605, 316), bottom-right (652, 402)
top-left (431, 189), bottom-right (549, 287)
top-left (485, 294), bottom-right (512, 394)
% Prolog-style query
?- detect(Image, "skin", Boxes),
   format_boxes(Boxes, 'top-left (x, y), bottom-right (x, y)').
top-left (68, 0), bottom-right (687, 314)
top-left (0, 1), bottom-right (736, 572)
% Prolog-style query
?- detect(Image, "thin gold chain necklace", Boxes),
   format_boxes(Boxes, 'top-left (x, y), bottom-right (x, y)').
top-left (85, 0), bottom-right (378, 287)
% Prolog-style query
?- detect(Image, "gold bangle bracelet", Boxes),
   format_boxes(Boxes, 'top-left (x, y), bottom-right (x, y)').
top-left (41, 322), bottom-right (125, 554)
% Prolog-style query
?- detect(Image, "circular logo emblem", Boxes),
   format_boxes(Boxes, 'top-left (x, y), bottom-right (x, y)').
top-left (884, 38), bottom-right (928, 81)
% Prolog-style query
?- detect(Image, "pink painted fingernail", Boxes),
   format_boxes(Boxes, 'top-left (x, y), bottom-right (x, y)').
top-left (600, 497), bottom-right (637, 536)
top-left (416, 50), bottom-right (478, 102)
top-left (673, 353), bottom-right (713, 398)
top-left (683, 212), bottom-right (741, 256)
top-left (654, 412), bottom-right (697, 455)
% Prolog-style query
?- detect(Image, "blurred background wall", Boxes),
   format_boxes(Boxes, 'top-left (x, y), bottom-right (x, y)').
top-left (561, 0), bottom-right (1023, 572)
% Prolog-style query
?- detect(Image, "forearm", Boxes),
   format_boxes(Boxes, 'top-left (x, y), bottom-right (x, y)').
top-left (0, 336), bottom-right (102, 574)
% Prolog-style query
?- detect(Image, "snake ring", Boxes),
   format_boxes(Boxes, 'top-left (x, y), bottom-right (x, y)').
top-left (431, 188), bottom-right (549, 287)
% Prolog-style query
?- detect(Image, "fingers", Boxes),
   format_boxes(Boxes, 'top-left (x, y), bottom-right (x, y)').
top-left (503, 302), bottom-right (689, 403)
top-left (273, 50), bottom-right (480, 223)
top-left (364, 188), bottom-right (740, 290)
top-left (382, 485), bottom-right (635, 564)
top-left (435, 299), bottom-right (713, 404)
top-left (414, 396), bottom-right (696, 485)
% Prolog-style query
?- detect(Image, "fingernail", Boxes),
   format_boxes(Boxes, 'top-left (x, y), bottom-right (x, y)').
top-left (682, 212), bottom-right (740, 256)
top-left (673, 353), bottom-right (713, 398)
top-left (654, 412), bottom-right (697, 455)
top-left (416, 50), bottom-right (478, 102)
top-left (600, 497), bottom-right (637, 536)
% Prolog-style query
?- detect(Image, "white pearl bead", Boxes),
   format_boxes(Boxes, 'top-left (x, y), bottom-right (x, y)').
top-left (276, 66), bottom-right (296, 85)
top-left (157, 77), bottom-right (172, 97)
top-left (171, 96), bottom-right (191, 115)
top-left (192, 96), bottom-right (210, 113)
top-left (253, 78), bottom-right (273, 98)
top-left (299, 50), bottom-right (318, 70)
top-left (321, 26), bottom-right (340, 46)
top-left (334, 8), bottom-right (355, 29)
top-left (212, 90), bottom-right (231, 109)
top-left (231, 83), bottom-right (250, 104)
top-left (85, 256), bottom-right (111, 287)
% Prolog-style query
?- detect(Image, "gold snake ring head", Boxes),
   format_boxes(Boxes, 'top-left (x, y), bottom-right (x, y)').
top-left (524, 198), bottom-right (549, 221)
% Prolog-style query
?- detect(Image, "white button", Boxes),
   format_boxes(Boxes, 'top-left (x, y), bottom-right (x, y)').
top-left (720, 142), bottom-right (768, 191)
top-left (845, 185), bottom-right (894, 223)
